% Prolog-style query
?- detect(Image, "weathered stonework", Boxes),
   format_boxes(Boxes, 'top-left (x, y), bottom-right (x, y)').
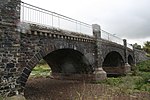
top-left (18, 23), bottom-right (96, 87)
top-left (0, 0), bottom-right (148, 97)
top-left (134, 49), bottom-right (149, 63)
top-left (0, 0), bottom-right (21, 96)
top-left (92, 24), bottom-right (107, 80)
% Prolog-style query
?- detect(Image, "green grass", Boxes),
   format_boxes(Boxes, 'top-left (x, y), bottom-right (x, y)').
top-left (96, 60), bottom-right (150, 94)
top-left (30, 60), bottom-right (150, 94)
top-left (30, 64), bottom-right (51, 77)
top-left (97, 74), bottom-right (150, 94)
top-left (135, 72), bottom-right (150, 92)
top-left (138, 60), bottom-right (150, 72)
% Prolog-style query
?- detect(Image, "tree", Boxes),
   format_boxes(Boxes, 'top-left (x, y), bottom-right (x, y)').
top-left (143, 41), bottom-right (150, 54)
top-left (133, 43), bottom-right (142, 50)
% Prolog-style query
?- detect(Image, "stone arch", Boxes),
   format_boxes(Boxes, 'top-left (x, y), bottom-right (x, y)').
top-left (102, 51), bottom-right (124, 67)
top-left (44, 48), bottom-right (93, 74)
top-left (18, 43), bottom-right (93, 88)
top-left (102, 46), bottom-right (125, 64)
top-left (128, 54), bottom-right (134, 66)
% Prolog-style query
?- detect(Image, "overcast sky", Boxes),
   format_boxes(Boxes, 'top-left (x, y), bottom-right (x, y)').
top-left (22, 0), bottom-right (150, 46)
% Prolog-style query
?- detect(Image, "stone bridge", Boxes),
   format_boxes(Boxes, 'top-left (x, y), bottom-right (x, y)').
top-left (0, 0), bottom-right (148, 96)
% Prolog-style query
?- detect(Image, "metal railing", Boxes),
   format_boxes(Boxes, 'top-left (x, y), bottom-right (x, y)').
top-left (20, 2), bottom-right (93, 35)
top-left (127, 43), bottom-right (133, 50)
top-left (101, 30), bottom-right (124, 45)
top-left (20, 2), bottom-right (133, 50)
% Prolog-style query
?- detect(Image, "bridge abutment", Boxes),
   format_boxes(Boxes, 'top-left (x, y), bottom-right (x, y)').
top-left (92, 24), bottom-right (107, 80)
top-left (0, 0), bottom-right (22, 97)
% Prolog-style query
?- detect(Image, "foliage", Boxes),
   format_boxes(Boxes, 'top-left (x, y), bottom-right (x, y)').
top-left (100, 77), bottom-right (123, 86)
top-left (137, 60), bottom-right (150, 72)
top-left (133, 43), bottom-right (142, 50)
top-left (143, 41), bottom-right (150, 54)
top-left (98, 74), bottom-right (150, 93)
top-left (134, 72), bottom-right (150, 92)
top-left (96, 60), bottom-right (150, 93)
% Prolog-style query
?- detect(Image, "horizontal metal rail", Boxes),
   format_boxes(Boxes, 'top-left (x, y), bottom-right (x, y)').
top-left (20, 1), bottom-right (93, 35)
top-left (101, 29), bottom-right (124, 45)
top-left (127, 43), bottom-right (133, 50)
top-left (20, 1), bottom-right (133, 50)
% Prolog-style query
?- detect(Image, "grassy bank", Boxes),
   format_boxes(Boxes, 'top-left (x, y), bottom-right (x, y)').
top-left (97, 60), bottom-right (150, 94)
top-left (23, 60), bottom-right (150, 100)
top-left (29, 60), bottom-right (150, 94)
top-left (138, 60), bottom-right (150, 72)
top-left (29, 64), bottom-right (51, 78)
top-left (97, 72), bottom-right (150, 93)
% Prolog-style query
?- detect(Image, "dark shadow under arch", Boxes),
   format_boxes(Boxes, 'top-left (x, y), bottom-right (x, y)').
top-left (19, 48), bottom-right (93, 87)
top-left (128, 55), bottom-right (134, 66)
top-left (102, 51), bottom-right (124, 67)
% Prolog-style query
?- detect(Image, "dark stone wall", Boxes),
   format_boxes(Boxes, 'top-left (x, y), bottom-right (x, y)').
top-left (0, 0), bottom-right (21, 96)
top-left (0, 0), bottom-right (20, 24)
top-left (127, 49), bottom-right (134, 65)
top-left (101, 39), bottom-right (125, 64)
top-left (18, 23), bottom-right (96, 87)
top-left (0, 23), bottom-right (21, 96)
top-left (134, 49), bottom-right (149, 63)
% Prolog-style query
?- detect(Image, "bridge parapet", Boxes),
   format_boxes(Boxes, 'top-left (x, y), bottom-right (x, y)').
top-left (127, 43), bottom-right (133, 50)
top-left (18, 22), bottom-right (95, 43)
top-left (101, 30), bottom-right (123, 45)
top-left (20, 1), bottom-right (133, 51)
top-left (101, 30), bottom-right (133, 50)
top-left (20, 2), bottom-right (93, 36)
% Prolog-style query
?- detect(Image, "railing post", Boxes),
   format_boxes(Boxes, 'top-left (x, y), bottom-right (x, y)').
top-left (92, 24), bottom-right (106, 81)
top-left (123, 39), bottom-right (131, 73)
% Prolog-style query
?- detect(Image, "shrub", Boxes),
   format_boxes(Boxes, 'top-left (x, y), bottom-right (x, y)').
top-left (137, 60), bottom-right (150, 72)
top-left (105, 77), bottom-right (123, 86)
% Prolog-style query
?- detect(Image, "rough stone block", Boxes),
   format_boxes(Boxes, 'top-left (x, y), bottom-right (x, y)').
top-left (93, 68), bottom-right (107, 81)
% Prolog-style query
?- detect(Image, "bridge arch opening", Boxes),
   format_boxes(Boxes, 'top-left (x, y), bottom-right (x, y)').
top-left (102, 51), bottom-right (124, 75)
top-left (102, 51), bottom-right (124, 67)
top-left (19, 48), bottom-right (93, 88)
top-left (128, 55), bottom-right (134, 66)
top-left (43, 49), bottom-right (93, 74)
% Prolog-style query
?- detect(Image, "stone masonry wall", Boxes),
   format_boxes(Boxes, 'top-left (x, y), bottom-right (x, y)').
top-left (0, 0), bottom-right (148, 97)
top-left (0, 22), bottom-right (20, 96)
top-left (18, 23), bottom-right (96, 86)
top-left (0, 0), bottom-right (21, 96)
top-left (101, 39), bottom-right (125, 63)
top-left (18, 23), bottom-right (96, 70)
top-left (134, 49), bottom-right (149, 63)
